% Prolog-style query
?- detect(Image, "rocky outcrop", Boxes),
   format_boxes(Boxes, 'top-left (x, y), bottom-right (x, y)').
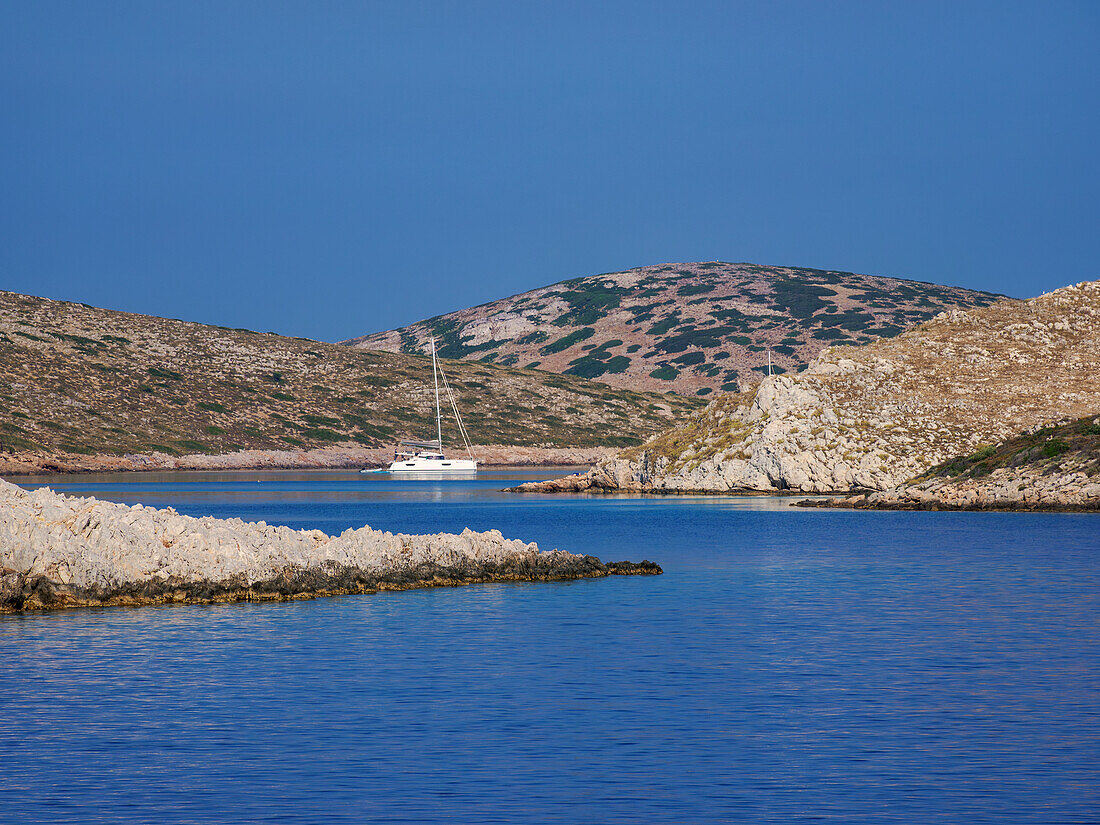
top-left (800, 467), bottom-right (1100, 511)
top-left (507, 466), bottom-right (622, 493)
top-left (0, 479), bottom-right (659, 612)
top-left (800, 414), bottom-right (1100, 511)
top-left (540, 281), bottom-right (1100, 494)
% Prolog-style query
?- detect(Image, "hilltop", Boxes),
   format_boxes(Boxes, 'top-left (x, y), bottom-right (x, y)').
top-left (512, 281), bottom-right (1100, 495)
top-left (346, 262), bottom-right (1005, 396)
top-left (0, 291), bottom-right (702, 471)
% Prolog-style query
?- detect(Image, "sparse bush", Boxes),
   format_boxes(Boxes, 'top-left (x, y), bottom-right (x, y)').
top-left (646, 315), bottom-right (681, 336)
top-left (541, 327), bottom-right (596, 354)
top-left (678, 283), bottom-right (716, 297)
top-left (1042, 439), bottom-right (1069, 458)
top-left (302, 427), bottom-right (345, 442)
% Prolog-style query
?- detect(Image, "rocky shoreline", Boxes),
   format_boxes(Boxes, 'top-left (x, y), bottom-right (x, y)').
top-left (504, 465), bottom-right (860, 497)
top-left (513, 467), bottom-right (1100, 511)
top-left (0, 479), bottom-right (659, 613)
top-left (796, 465), bottom-right (1099, 513)
top-left (0, 445), bottom-right (614, 477)
top-left (798, 497), bottom-right (1098, 512)
top-left (512, 451), bottom-right (1100, 513)
top-left (506, 469), bottom-right (615, 494)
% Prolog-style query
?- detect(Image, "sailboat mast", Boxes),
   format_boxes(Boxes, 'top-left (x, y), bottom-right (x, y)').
top-left (430, 336), bottom-right (443, 448)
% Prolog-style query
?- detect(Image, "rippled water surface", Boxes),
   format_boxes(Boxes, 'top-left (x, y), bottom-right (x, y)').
top-left (2, 468), bottom-right (1098, 823)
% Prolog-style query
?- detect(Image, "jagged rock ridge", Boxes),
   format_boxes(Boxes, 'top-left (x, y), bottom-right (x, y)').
top-left (346, 261), bottom-right (1004, 396)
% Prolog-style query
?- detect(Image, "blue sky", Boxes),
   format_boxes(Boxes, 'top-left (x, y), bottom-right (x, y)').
top-left (2, 1), bottom-right (1097, 340)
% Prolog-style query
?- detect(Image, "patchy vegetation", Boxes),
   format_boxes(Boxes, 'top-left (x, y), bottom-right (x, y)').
top-left (348, 261), bottom-right (1004, 395)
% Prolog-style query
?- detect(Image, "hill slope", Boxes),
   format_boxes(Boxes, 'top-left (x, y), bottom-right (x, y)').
top-left (0, 292), bottom-right (702, 462)
top-left (807, 415), bottom-right (1100, 510)
top-left (515, 280), bottom-right (1100, 494)
top-left (346, 262), bottom-right (1005, 395)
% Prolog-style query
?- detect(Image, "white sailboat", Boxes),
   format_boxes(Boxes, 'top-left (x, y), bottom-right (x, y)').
top-left (362, 336), bottom-right (478, 475)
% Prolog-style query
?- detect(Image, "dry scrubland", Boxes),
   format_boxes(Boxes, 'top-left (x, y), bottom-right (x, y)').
top-left (349, 261), bottom-right (1003, 396)
top-left (0, 291), bottom-right (701, 471)
top-left (514, 281), bottom-right (1100, 499)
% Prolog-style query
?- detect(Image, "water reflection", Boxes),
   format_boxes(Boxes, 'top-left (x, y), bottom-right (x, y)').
top-left (10, 467), bottom-right (816, 512)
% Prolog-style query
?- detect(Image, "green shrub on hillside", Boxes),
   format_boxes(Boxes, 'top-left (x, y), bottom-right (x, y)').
top-left (551, 282), bottom-right (627, 326)
top-left (678, 283), bottom-right (716, 296)
top-left (541, 327), bottom-right (596, 354)
top-left (769, 277), bottom-right (839, 319)
top-left (1042, 439), bottom-right (1070, 458)
top-left (646, 315), bottom-right (681, 336)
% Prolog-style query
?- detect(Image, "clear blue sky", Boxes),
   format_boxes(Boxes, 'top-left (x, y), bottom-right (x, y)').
top-left (2, 1), bottom-right (1097, 341)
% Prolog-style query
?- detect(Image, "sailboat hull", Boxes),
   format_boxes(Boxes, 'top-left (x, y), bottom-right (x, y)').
top-left (361, 335), bottom-right (479, 478)
top-left (388, 457), bottom-right (478, 474)
top-left (361, 455), bottom-right (478, 474)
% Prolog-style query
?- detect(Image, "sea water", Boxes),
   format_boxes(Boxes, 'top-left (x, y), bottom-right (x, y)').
top-left (1, 468), bottom-right (1098, 824)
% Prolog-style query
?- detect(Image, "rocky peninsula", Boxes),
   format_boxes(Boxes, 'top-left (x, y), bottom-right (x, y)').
top-left (0, 478), bottom-right (659, 613)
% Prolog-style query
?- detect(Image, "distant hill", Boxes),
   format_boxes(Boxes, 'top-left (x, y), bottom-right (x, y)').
top-left (0, 292), bottom-right (703, 460)
top-left (345, 262), bottom-right (1006, 396)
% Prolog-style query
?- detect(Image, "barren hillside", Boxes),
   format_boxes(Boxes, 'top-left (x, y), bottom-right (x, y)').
top-left (346, 261), bottom-right (1004, 395)
top-left (0, 291), bottom-right (702, 462)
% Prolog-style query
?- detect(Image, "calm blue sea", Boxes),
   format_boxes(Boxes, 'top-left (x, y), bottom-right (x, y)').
top-left (1, 468), bottom-right (1098, 824)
